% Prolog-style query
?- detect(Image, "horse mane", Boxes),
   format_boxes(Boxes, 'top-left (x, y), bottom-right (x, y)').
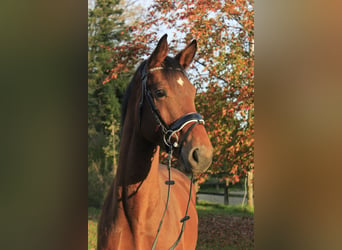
top-left (98, 62), bottom-right (144, 249)
top-left (98, 56), bottom-right (185, 249)
top-left (120, 61), bottom-right (144, 136)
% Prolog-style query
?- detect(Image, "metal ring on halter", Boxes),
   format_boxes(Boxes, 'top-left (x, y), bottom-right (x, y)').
top-left (163, 131), bottom-right (179, 149)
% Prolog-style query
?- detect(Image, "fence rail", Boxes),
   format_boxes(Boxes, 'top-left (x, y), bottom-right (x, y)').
top-left (196, 181), bottom-right (251, 205)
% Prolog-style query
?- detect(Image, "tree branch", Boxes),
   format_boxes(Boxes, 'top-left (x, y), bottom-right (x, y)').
top-left (194, 59), bottom-right (229, 84)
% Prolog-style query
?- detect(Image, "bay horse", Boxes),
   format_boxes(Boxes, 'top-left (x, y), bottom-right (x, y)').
top-left (97, 34), bottom-right (213, 250)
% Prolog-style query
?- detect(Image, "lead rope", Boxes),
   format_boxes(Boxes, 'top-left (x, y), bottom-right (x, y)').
top-left (151, 147), bottom-right (174, 250)
top-left (169, 174), bottom-right (193, 250)
top-left (151, 122), bottom-right (200, 250)
top-left (151, 149), bottom-right (194, 250)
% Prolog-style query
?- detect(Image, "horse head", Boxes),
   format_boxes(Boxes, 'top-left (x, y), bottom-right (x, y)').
top-left (138, 34), bottom-right (213, 175)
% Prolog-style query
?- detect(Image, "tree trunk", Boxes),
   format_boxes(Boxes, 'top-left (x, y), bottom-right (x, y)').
top-left (112, 121), bottom-right (117, 176)
top-left (224, 178), bottom-right (229, 205)
top-left (247, 171), bottom-right (254, 207)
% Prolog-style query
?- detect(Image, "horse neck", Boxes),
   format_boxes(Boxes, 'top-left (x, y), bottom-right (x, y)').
top-left (117, 112), bottom-right (160, 191)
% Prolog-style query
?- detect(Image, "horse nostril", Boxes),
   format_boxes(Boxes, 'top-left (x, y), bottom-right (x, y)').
top-left (192, 148), bottom-right (199, 163)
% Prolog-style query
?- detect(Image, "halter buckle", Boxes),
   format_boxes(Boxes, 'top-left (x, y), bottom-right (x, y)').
top-left (165, 180), bottom-right (175, 185)
top-left (180, 215), bottom-right (190, 223)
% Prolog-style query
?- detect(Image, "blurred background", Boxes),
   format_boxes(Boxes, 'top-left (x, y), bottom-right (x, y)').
top-left (0, 0), bottom-right (341, 249)
top-left (87, 1), bottom-right (254, 248)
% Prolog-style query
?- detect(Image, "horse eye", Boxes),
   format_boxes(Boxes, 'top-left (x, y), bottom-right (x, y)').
top-left (154, 89), bottom-right (167, 98)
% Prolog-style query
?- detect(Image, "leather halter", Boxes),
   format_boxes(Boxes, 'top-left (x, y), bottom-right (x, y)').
top-left (139, 62), bottom-right (205, 152)
top-left (137, 62), bottom-right (203, 249)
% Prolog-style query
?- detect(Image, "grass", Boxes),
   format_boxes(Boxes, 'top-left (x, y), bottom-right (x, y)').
top-left (196, 200), bottom-right (254, 217)
top-left (88, 207), bottom-right (100, 250)
top-left (88, 218), bottom-right (98, 250)
top-left (88, 201), bottom-right (254, 249)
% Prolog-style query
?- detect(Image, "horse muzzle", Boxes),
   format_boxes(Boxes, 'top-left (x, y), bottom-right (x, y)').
top-left (179, 125), bottom-right (213, 175)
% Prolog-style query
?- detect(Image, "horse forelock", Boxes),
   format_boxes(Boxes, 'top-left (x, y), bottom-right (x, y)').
top-left (155, 56), bottom-right (187, 80)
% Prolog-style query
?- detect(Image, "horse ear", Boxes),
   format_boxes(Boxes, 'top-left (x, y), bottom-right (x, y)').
top-left (148, 34), bottom-right (169, 68)
top-left (175, 40), bottom-right (197, 69)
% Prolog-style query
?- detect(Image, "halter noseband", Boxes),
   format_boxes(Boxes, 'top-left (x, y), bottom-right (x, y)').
top-left (139, 62), bottom-right (205, 152)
